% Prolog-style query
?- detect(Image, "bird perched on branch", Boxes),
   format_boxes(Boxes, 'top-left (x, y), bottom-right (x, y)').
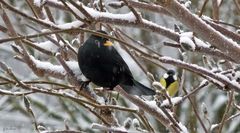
top-left (78, 30), bottom-right (155, 96)
top-left (160, 70), bottom-right (179, 97)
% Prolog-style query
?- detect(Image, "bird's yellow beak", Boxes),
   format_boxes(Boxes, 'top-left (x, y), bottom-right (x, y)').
top-left (104, 41), bottom-right (113, 47)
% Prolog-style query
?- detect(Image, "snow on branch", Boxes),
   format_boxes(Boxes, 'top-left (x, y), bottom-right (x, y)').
top-left (179, 32), bottom-right (210, 51)
top-left (141, 55), bottom-right (240, 92)
top-left (29, 55), bottom-right (81, 80)
top-left (180, 32), bottom-right (196, 51)
top-left (156, 0), bottom-right (240, 63)
top-left (42, 0), bottom-right (179, 41)
top-left (115, 86), bottom-right (188, 133)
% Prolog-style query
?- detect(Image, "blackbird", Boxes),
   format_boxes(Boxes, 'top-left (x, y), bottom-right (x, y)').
top-left (78, 30), bottom-right (155, 96)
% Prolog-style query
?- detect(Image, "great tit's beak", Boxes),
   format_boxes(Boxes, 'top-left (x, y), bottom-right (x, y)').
top-left (104, 41), bottom-right (113, 47)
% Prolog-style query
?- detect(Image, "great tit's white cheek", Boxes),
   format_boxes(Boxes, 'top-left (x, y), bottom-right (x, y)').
top-left (173, 75), bottom-right (177, 80)
top-left (163, 73), bottom-right (169, 79)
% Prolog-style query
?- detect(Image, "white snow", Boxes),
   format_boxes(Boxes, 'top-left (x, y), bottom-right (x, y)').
top-left (215, 73), bottom-right (237, 86)
top-left (161, 97), bottom-right (183, 107)
top-left (179, 122), bottom-right (189, 133)
top-left (39, 1), bottom-right (138, 30)
top-left (57, 21), bottom-right (84, 29)
top-left (181, 32), bottom-right (193, 38)
top-left (152, 81), bottom-right (165, 90)
top-left (0, 89), bottom-right (28, 96)
top-left (114, 43), bottom-right (150, 87)
top-left (180, 32), bottom-right (196, 51)
top-left (57, 89), bottom-right (73, 96)
top-left (30, 56), bottom-right (81, 79)
top-left (159, 56), bottom-right (240, 90)
top-left (123, 117), bottom-right (132, 129)
top-left (11, 43), bottom-right (23, 53)
top-left (194, 37), bottom-right (210, 48)
top-left (132, 118), bottom-right (140, 128)
top-left (34, 0), bottom-right (45, 7)
top-left (65, 61), bottom-right (82, 80)
top-left (197, 14), bottom-right (240, 52)
top-left (142, 19), bottom-right (175, 33)
top-left (184, 1), bottom-right (191, 9)
top-left (40, 18), bottom-right (56, 27)
top-left (237, 29), bottom-right (240, 34)
top-left (96, 96), bottom-right (105, 105)
top-left (210, 124), bottom-right (218, 131)
top-left (33, 41), bottom-right (59, 52)
top-left (82, 6), bottom-right (136, 21)
top-left (30, 55), bottom-right (66, 74)
top-left (231, 80), bottom-right (240, 88)
top-left (54, 0), bottom-right (137, 23)
top-left (144, 100), bottom-right (167, 118)
top-left (234, 71), bottom-right (240, 80)
top-left (201, 15), bottom-right (212, 21)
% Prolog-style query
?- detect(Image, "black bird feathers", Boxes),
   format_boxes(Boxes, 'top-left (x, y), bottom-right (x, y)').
top-left (78, 31), bottom-right (155, 96)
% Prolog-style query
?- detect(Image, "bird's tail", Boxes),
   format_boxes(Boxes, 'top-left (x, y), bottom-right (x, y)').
top-left (120, 79), bottom-right (156, 96)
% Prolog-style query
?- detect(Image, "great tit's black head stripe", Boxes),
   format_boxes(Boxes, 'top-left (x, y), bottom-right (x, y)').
top-left (167, 69), bottom-right (175, 76)
top-left (164, 70), bottom-right (177, 88)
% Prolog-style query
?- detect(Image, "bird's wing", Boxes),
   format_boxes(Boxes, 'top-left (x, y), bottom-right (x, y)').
top-left (107, 47), bottom-right (133, 75)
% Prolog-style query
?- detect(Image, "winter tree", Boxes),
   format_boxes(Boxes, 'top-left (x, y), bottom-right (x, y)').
top-left (0, 0), bottom-right (240, 132)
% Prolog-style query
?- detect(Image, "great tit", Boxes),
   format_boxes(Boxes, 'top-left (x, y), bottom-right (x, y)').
top-left (160, 70), bottom-right (179, 97)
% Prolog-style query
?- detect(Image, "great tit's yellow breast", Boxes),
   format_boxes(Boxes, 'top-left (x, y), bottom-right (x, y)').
top-left (160, 78), bottom-right (167, 88)
top-left (167, 81), bottom-right (179, 97)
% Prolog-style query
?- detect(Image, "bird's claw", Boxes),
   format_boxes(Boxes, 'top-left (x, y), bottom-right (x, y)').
top-left (80, 81), bottom-right (91, 90)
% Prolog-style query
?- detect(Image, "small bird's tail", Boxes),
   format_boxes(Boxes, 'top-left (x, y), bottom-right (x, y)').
top-left (120, 80), bottom-right (156, 96)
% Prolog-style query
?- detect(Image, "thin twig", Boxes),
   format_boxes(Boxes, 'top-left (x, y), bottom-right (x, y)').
top-left (199, 0), bottom-right (209, 17)
top-left (217, 91), bottom-right (234, 133)
top-left (26, 0), bottom-right (40, 19)
top-left (121, 0), bottom-right (142, 23)
top-left (115, 86), bottom-right (180, 132)
top-left (67, 0), bottom-right (94, 21)
top-left (24, 96), bottom-right (40, 133)
top-left (203, 19), bottom-right (240, 42)
top-left (59, 0), bottom-right (89, 24)
top-left (211, 0), bottom-right (219, 21)
top-left (234, 0), bottom-right (240, 13)
top-left (211, 112), bottom-right (240, 131)
top-left (156, 0), bottom-right (240, 63)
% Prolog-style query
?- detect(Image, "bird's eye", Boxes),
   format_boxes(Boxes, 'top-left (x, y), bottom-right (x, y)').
top-left (95, 40), bottom-right (100, 44)
top-left (95, 40), bottom-right (101, 48)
